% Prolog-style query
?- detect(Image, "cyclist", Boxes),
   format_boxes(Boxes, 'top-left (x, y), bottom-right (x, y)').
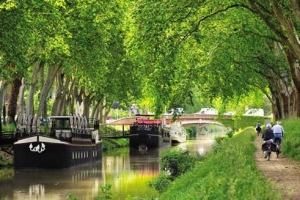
top-left (272, 121), bottom-right (284, 152)
top-left (262, 124), bottom-right (274, 158)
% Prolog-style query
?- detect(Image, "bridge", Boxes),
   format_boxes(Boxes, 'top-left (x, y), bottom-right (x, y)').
top-left (107, 114), bottom-right (230, 126)
top-left (161, 113), bottom-right (231, 125)
top-left (0, 114), bottom-right (231, 145)
top-left (102, 114), bottom-right (230, 138)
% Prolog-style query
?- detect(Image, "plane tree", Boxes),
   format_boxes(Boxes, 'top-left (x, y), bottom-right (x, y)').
top-left (0, 0), bottom-right (138, 123)
top-left (125, 0), bottom-right (298, 120)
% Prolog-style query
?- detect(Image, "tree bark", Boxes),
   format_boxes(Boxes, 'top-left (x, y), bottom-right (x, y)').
top-left (17, 77), bottom-right (26, 117)
top-left (0, 80), bottom-right (8, 120)
top-left (27, 61), bottom-right (44, 117)
top-left (7, 78), bottom-right (22, 124)
top-left (36, 62), bottom-right (62, 118)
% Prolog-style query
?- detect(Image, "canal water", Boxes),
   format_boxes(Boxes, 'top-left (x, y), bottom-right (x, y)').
top-left (0, 126), bottom-right (226, 200)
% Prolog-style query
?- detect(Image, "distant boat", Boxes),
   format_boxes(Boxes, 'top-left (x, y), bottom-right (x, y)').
top-left (169, 123), bottom-right (187, 144)
top-left (129, 115), bottom-right (170, 148)
top-left (14, 115), bottom-right (102, 168)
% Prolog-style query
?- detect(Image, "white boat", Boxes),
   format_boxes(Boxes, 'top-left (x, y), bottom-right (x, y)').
top-left (169, 123), bottom-right (187, 144)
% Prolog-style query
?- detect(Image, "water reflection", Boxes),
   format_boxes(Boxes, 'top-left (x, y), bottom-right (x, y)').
top-left (0, 127), bottom-right (223, 200)
top-left (0, 163), bottom-right (103, 200)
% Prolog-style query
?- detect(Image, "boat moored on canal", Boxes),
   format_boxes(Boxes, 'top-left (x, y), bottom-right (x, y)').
top-left (14, 115), bottom-right (102, 168)
top-left (129, 116), bottom-right (170, 149)
top-left (169, 123), bottom-right (187, 145)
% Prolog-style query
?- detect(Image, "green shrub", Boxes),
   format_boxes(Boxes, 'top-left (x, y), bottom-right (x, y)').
top-left (102, 138), bottom-right (128, 151)
top-left (160, 148), bottom-right (197, 179)
top-left (1, 123), bottom-right (15, 132)
top-left (226, 130), bottom-right (234, 138)
top-left (233, 116), bottom-right (270, 130)
top-left (185, 125), bottom-right (197, 138)
top-left (148, 172), bottom-right (171, 193)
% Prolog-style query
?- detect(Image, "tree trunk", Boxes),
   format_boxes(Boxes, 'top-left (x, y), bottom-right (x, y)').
top-left (83, 93), bottom-right (93, 118)
top-left (37, 62), bottom-right (62, 118)
top-left (27, 61), bottom-right (44, 117)
top-left (249, 1), bottom-right (300, 119)
top-left (0, 80), bottom-right (8, 120)
top-left (7, 78), bottom-right (22, 124)
top-left (17, 77), bottom-right (26, 118)
top-left (51, 73), bottom-right (64, 116)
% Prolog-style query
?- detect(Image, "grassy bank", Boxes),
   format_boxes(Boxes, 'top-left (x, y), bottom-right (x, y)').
top-left (158, 128), bottom-right (281, 200)
top-left (280, 118), bottom-right (300, 160)
top-left (102, 138), bottom-right (129, 151)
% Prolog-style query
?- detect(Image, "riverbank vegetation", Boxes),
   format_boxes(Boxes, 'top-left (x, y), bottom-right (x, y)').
top-left (102, 138), bottom-right (128, 152)
top-left (279, 119), bottom-right (300, 161)
top-left (149, 148), bottom-right (200, 193)
top-left (0, 150), bottom-right (13, 167)
top-left (156, 128), bottom-right (281, 199)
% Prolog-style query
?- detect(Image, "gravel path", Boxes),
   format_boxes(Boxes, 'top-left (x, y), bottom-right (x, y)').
top-left (254, 136), bottom-right (300, 200)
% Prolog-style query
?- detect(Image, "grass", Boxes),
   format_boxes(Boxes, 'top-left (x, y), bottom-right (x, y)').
top-left (158, 128), bottom-right (282, 200)
top-left (280, 118), bottom-right (300, 160)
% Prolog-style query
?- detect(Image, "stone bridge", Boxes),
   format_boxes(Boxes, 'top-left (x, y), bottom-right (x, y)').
top-left (107, 114), bottom-right (232, 127)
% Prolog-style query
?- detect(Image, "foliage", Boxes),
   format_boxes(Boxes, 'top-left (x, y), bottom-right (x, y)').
top-left (159, 128), bottom-right (281, 199)
top-left (148, 172), bottom-right (171, 193)
top-left (68, 194), bottom-right (78, 200)
top-left (68, 184), bottom-right (112, 200)
top-left (102, 138), bottom-right (128, 152)
top-left (1, 123), bottom-right (15, 132)
top-left (160, 149), bottom-right (198, 179)
top-left (280, 119), bottom-right (300, 161)
top-left (0, 168), bottom-right (14, 180)
top-left (217, 118), bottom-right (234, 129)
top-left (233, 115), bottom-right (270, 130)
top-left (226, 130), bottom-right (234, 138)
top-left (149, 148), bottom-right (199, 193)
top-left (0, 151), bottom-right (13, 167)
top-left (185, 125), bottom-right (197, 138)
top-left (97, 184), bottom-right (112, 200)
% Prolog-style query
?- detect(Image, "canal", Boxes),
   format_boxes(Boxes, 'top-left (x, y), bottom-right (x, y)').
top-left (0, 125), bottom-right (227, 200)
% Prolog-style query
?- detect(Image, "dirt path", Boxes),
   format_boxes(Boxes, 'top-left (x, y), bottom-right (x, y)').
top-left (254, 136), bottom-right (300, 200)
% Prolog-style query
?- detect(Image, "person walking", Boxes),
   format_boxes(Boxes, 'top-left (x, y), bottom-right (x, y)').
top-left (256, 122), bottom-right (262, 136)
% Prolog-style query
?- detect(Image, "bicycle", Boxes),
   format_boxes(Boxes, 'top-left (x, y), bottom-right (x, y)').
top-left (274, 138), bottom-right (281, 158)
top-left (262, 141), bottom-right (276, 161)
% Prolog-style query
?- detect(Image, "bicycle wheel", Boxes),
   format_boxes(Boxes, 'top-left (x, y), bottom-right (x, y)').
top-left (267, 150), bottom-right (271, 161)
top-left (276, 142), bottom-right (280, 158)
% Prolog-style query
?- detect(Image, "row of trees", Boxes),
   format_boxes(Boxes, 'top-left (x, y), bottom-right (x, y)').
top-left (0, 0), bottom-right (299, 124)
top-left (126, 0), bottom-right (300, 120)
top-left (0, 1), bottom-right (138, 123)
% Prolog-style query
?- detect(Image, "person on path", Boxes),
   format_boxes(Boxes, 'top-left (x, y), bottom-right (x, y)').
top-left (255, 122), bottom-right (262, 136)
top-left (262, 124), bottom-right (274, 158)
top-left (272, 121), bottom-right (284, 152)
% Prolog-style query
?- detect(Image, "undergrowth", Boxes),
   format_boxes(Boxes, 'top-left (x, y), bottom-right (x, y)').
top-left (158, 128), bottom-right (282, 200)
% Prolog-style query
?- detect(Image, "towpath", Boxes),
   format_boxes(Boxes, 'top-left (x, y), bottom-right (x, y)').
top-left (254, 136), bottom-right (300, 200)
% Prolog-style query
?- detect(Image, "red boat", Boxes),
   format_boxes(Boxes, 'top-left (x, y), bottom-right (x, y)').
top-left (129, 116), bottom-right (170, 148)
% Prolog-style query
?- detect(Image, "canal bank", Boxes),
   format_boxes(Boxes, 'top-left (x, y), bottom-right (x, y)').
top-left (158, 128), bottom-right (282, 200)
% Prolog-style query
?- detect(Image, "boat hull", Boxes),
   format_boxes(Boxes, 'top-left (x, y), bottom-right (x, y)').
top-left (170, 135), bottom-right (187, 144)
top-left (129, 134), bottom-right (167, 148)
top-left (14, 135), bottom-right (102, 168)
